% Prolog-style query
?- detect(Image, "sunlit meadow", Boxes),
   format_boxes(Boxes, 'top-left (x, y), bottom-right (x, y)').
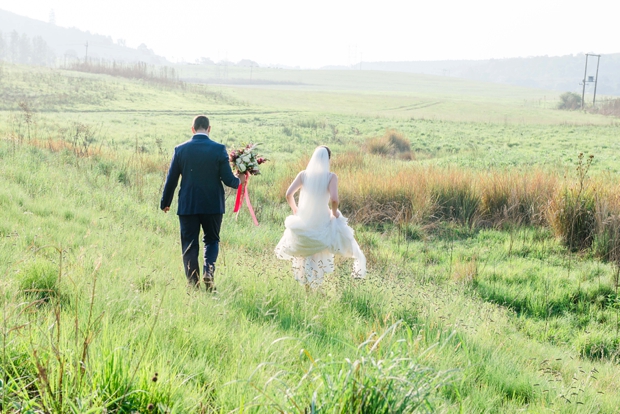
top-left (1, 62), bottom-right (620, 412)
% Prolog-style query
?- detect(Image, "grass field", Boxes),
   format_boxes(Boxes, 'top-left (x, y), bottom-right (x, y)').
top-left (2, 62), bottom-right (620, 413)
top-left (179, 64), bottom-right (620, 124)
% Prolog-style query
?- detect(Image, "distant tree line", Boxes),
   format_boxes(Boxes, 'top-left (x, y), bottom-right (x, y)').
top-left (195, 57), bottom-right (259, 67)
top-left (0, 30), bottom-right (56, 66)
top-left (65, 59), bottom-right (181, 87)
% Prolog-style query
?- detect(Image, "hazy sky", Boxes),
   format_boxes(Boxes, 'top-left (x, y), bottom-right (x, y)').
top-left (1, 0), bottom-right (617, 68)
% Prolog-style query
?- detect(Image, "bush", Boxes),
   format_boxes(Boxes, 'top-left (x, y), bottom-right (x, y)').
top-left (366, 129), bottom-right (412, 160)
top-left (557, 92), bottom-right (582, 110)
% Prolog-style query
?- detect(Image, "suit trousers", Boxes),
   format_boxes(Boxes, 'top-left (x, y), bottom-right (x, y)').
top-left (178, 214), bottom-right (223, 285)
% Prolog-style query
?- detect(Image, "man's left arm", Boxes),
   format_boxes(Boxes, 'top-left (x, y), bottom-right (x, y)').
top-left (160, 150), bottom-right (181, 212)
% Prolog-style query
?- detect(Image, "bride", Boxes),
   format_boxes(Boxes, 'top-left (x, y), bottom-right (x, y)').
top-left (275, 146), bottom-right (366, 290)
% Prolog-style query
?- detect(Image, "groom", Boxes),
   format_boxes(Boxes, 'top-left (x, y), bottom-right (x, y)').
top-left (160, 115), bottom-right (246, 291)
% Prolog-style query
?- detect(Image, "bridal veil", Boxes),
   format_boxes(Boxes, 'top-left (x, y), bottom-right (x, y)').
top-left (275, 147), bottom-right (366, 288)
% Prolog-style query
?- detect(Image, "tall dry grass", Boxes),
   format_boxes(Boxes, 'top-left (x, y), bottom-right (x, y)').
top-left (547, 186), bottom-right (596, 251)
top-left (593, 190), bottom-right (620, 264)
top-left (276, 152), bottom-right (620, 262)
top-left (325, 153), bottom-right (558, 228)
top-left (278, 152), bottom-right (556, 226)
top-left (479, 171), bottom-right (555, 226)
top-left (595, 98), bottom-right (620, 117)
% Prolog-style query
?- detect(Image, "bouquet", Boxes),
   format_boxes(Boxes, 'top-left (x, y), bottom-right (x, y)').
top-left (229, 143), bottom-right (268, 175)
top-left (229, 143), bottom-right (268, 226)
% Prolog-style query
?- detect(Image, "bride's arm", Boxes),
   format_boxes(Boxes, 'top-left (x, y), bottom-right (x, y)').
top-left (329, 174), bottom-right (340, 218)
top-left (285, 171), bottom-right (304, 214)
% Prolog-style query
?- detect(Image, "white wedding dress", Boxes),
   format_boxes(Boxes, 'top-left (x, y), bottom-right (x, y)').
top-left (275, 147), bottom-right (366, 289)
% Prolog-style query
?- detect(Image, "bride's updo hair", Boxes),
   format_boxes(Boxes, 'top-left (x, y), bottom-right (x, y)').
top-left (321, 146), bottom-right (331, 159)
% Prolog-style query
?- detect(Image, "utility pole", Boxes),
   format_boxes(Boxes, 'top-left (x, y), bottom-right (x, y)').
top-left (581, 55), bottom-right (589, 110)
top-left (581, 53), bottom-right (601, 110)
top-left (84, 41), bottom-right (89, 63)
top-left (592, 54), bottom-right (601, 107)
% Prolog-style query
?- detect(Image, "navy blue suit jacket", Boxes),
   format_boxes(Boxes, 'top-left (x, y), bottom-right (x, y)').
top-left (160, 134), bottom-right (240, 215)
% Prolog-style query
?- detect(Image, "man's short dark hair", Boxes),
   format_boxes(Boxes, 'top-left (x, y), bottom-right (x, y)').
top-left (193, 115), bottom-right (210, 131)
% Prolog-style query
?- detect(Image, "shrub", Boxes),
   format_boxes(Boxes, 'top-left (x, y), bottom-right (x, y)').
top-left (366, 129), bottom-right (412, 160)
top-left (557, 92), bottom-right (582, 110)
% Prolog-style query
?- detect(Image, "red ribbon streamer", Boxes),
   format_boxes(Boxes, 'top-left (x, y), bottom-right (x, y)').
top-left (234, 183), bottom-right (244, 213)
top-left (234, 181), bottom-right (259, 226)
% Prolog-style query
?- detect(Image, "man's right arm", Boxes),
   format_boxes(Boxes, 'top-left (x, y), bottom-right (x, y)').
top-left (218, 147), bottom-right (242, 189)
top-left (160, 150), bottom-right (180, 211)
